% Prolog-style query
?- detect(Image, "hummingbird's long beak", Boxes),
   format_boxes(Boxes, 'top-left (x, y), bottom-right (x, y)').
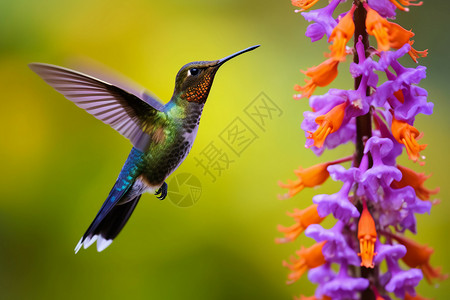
top-left (216, 45), bottom-right (260, 66)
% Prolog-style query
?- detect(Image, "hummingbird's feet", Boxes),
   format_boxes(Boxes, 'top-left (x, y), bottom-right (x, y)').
top-left (155, 182), bottom-right (168, 200)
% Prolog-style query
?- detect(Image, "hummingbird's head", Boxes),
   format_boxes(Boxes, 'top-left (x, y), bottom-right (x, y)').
top-left (173, 45), bottom-right (259, 104)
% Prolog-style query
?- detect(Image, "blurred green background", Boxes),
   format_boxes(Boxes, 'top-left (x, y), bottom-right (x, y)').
top-left (0, 0), bottom-right (448, 299)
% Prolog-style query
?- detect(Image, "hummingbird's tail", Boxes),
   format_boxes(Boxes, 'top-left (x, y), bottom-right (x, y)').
top-left (75, 194), bottom-right (141, 253)
top-left (75, 148), bottom-right (145, 253)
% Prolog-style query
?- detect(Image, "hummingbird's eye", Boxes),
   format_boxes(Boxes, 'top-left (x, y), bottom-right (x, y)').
top-left (188, 68), bottom-right (199, 76)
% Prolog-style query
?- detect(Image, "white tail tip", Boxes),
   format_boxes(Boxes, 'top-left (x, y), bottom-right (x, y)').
top-left (97, 236), bottom-right (113, 252)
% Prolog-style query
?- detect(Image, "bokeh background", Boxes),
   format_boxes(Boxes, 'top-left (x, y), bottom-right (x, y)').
top-left (1, 0), bottom-right (449, 299)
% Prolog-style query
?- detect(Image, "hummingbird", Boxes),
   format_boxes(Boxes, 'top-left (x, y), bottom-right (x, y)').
top-left (29, 45), bottom-right (259, 253)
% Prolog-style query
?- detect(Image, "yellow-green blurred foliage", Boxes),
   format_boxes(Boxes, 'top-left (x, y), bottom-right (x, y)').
top-left (0, 0), bottom-right (448, 299)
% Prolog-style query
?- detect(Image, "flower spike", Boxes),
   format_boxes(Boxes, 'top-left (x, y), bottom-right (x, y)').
top-left (279, 0), bottom-right (440, 297)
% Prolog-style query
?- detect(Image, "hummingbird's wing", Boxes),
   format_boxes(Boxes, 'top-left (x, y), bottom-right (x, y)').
top-left (29, 63), bottom-right (165, 151)
top-left (61, 58), bottom-right (166, 111)
top-left (142, 90), bottom-right (165, 111)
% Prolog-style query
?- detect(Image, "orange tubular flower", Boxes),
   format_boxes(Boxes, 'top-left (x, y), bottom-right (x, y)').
top-left (358, 202), bottom-right (377, 268)
top-left (307, 102), bottom-right (347, 148)
top-left (389, 0), bottom-right (423, 12)
top-left (283, 241), bottom-right (326, 284)
top-left (387, 23), bottom-right (428, 62)
top-left (278, 163), bottom-right (330, 199)
top-left (365, 3), bottom-right (427, 61)
top-left (404, 292), bottom-right (433, 300)
top-left (294, 58), bottom-right (339, 99)
top-left (276, 204), bottom-right (326, 243)
top-left (387, 22), bottom-right (414, 49)
top-left (391, 165), bottom-right (439, 201)
top-left (391, 117), bottom-right (427, 163)
top-left (329, 5), bottom-right (356, 61)
top-left (291, 0), bottom-right (320, 12)
top-left (278, 156), bottom-right (353, 199)
top-left (392, 234), bottom-right (448, 283)
top-left (365, 4), bottom-right (390, 51)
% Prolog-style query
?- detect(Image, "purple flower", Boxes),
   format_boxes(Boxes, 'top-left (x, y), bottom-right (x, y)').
top-left (313, 165), bottom-right (360, 222)
top-left (342, 89), bottom-right (371, 119)
top-left (308, 264), bottom-right (338, 299)
top-left (313, 182), bottom-right (359, 222)
top-left (395, 85), bottom-right (433, 123)
top-left (372, 112), bottom-right (403, 165)
top-left (321, 264), bottom-right (370, 300)
top-left (374, 240), bottom-right (406, 265)
top-left (377, 43), bottom-right (411, 70)
top-left (349, 50), bottom-right (380, 89)
top-left (309, 90), bottom-right (346, 112)
top-left (301, 0), bottom-right (341, 41)
top-left (379, 186), bottom-right (414, 230)
top-left (341, 39), bottom-right (372, 118)
top-left (305, 23), bottom-right (327, 42)
top-left (328, 164), bottom-right (358, 184)
top-left (373, 59), bottom-right (433, 123)
top-left (308, 263), bottom-right (335, 284)
top-left (398, 196), bottom-right (432, 233)
top-left (350, 57), bottom-right (378, 79)
top-left (367, 0), bottom-right (397, 18)
top-left (353, 137), bottom-right (402, 202)
top-left (385, 257), bottom-right (423, 298)
top-left (379, 185), bottom-right (431, 233)
top-left (365, 136), bottom-right (394, 163)
top-left (361, 137), bottom-right (402, 184)
top-left (306, 222), bottom-right (360, 265)
top-left (390, 60), bottom-right (425, 84)
top-left (350, 37), bottom-right (377, 79)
